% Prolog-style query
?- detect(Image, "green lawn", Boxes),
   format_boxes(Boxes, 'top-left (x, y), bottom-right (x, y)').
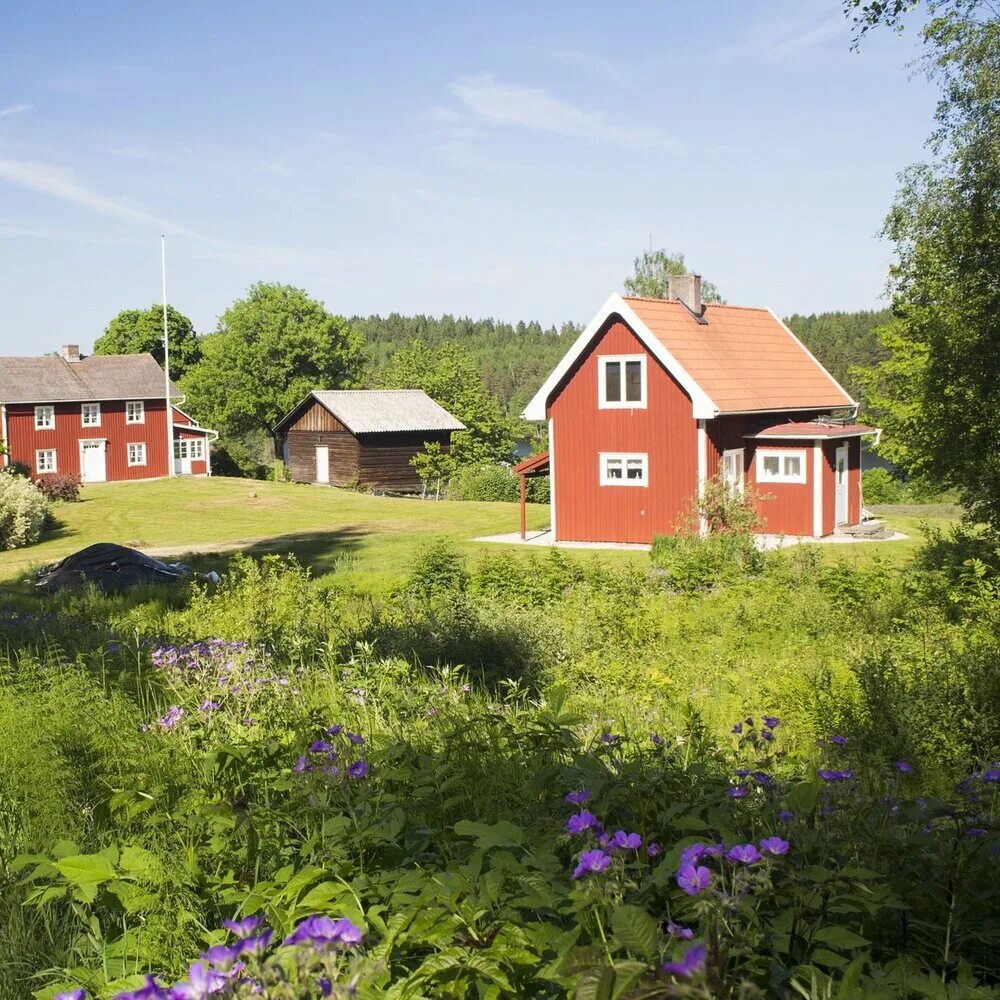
top-left (0, 478), bottom-right (959, 591)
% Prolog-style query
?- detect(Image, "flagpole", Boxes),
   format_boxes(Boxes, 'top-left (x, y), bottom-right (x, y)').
top-left (161, 235), bottom-right (174, 477)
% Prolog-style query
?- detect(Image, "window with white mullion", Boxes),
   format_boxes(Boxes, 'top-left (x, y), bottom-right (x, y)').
top-left (126, 400), bottom-right (145, 424)
top-left (598, 355), bottom-right (647, 409)
top-left (81, 402), bottom-right (101, 427)
top-left (756, 449), bottom-right (807, 484)
top-left (600, 451), bottom-right (648, 487)
top-left (35, 449), bottom-right (57, 473)
top-left (34, 405), bottom-right (55, 430)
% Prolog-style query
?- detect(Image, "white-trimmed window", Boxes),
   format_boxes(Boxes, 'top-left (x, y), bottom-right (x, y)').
top-left (34, 405), bottom-right (55, 430)
top-left (722, 448), bottom-right (745, 494)
top-left (600, 452), bottom-right (648, 486)
top-left (126, 400), bottom-right (145, 424)
top-left (188, 438), bottom-right (204, 460)
top-left (598, 355), bottom-right (646, 408)
top-left (81, 402), bottom-right (101, 427)
top-left (36, 449), bottom-right (57, 473)
top-left (757, 449), bottom-right (807, 484)
top-left (127, 442), bottom-right (146, 467)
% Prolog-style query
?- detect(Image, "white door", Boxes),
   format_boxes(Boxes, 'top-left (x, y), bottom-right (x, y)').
top-left (315, 446), bottom-right (329, 484)
top-left (81, 441), bottom-right (106, 483)
top-left (174, 440), bottom-right (192, 475)
top-left (835, 445), bottom-right (848, 525)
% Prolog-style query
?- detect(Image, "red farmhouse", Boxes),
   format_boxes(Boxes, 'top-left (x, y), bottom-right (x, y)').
top-left (522, 276), bottom-right (879, 544)
top-left (0, 345), bottom-right (216, 483)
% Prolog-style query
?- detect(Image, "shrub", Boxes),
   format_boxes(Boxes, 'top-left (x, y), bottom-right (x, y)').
top-left (448, 464), bottom-right (550, 503)
top-left (862, 466), bottom-right (903, 504)
top-left (0, 473), bottom-right (49, 549)
top-left (266, 459), bottom-right (291, 483)
top-left (34, 473), bottom-right (82, 502)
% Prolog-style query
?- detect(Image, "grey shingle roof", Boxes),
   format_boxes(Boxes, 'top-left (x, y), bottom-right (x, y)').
top-left (0, 353), bottom-right (180, 403)
top-left (279, 389), bottom-right (465, 434)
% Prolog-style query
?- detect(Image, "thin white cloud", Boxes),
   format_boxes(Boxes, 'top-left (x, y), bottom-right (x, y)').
top-left (449, 74), bottom-right (685, 154)
top-left (0, 156), bottom-right (189, 234)
top-left (0, 103), bottom-right (30, 119)
top-left (717, 8), bottom-right (849, 65)
top-left (768, 14), bottom-right (846, 61)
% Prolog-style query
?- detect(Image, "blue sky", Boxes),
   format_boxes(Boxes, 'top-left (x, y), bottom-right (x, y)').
top-left (0, 1), bottom-right (935, 354)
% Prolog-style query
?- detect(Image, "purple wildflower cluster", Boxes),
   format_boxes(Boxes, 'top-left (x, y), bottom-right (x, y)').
top-left (674, 836), bottom-right (789, 896)
top-left (731, 715), bottom-right (780, 744)
top-left (293, 724), bottom-right (370, 781)
top-left (563, 790), bottom-right (659, 880)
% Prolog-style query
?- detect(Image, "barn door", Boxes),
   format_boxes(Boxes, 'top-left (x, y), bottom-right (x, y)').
top-left (315, 446), bottom-right (330, 484)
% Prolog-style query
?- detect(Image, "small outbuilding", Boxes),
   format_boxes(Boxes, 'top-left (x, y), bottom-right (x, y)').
top-left (275, 389), bottom-right (464, 491)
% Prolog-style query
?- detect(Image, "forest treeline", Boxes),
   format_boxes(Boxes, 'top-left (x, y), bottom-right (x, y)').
top-left (354, 307), bottom-right (892, 415)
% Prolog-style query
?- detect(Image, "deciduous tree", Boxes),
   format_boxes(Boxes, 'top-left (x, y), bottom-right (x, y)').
top-left (623, 250), bottom-right (724, 303)
top-left (93, 305), bottom-right (201, 380)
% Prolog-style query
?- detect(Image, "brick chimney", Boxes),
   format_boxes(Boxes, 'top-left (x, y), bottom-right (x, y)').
top-left (667, 273), bottom-right (703, 317)
top-left (61, 344), bottom-right (81, 362)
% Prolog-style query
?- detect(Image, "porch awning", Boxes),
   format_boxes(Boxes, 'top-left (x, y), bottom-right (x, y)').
top-left (747, 423), bottom-right (880, 442)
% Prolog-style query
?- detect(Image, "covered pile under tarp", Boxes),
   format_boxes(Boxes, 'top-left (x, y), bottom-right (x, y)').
top-left (36, 542), bottom-right (193, 593)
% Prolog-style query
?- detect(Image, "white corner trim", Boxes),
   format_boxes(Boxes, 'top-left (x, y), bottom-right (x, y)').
top-left (697, 419), bottom-right (708, 537)
top-left (766, 308), bottom-right (857, 412)
top-left (547, 417), bottom-right (556, 542)
top-left (523, 292), bottom-right (718, 421)
top-left (0, 403), bottom-right (7, 466)
top-left (812, 441), bottom-right (823, 537)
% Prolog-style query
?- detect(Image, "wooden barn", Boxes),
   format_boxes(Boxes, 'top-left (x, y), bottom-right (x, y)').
top-left (275, 389), bottom-right (464, 491)
top-left (522, 275), bottom-right (880, 544)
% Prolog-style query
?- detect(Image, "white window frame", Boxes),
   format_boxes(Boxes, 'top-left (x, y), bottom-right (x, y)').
top-left (126, 400), bottom-right (145, 424)
top-left (81, 402), bottom-right (101, 427)
top-left (127, 441), bottom-right (147, 467)
top-left (35, 449), bottom-right (57, 473)
top-left (599, 451), bottom-right (648, 487)
top-left (34, 405), bottom-right (55, 430)
top-left (174, 439), bottom-right (187, 460)
top-left (722, 448), bottom-right (745, 495)
top-left (756, 448), bottom-right (807, 484)
top-left (598, 355), bottom-right (647, 410)
top-left (188, 438), bottom-right (204, 460)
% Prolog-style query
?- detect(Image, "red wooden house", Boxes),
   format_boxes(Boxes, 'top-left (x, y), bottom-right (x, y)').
top-left (0, 345), bottom-right (216, 483)
top-left (522, 276), bottom-right (879, 544)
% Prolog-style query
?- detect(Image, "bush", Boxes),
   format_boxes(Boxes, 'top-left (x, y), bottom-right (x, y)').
top-left (448, 464), bottom-right (550, 503)
top-left (266, 459), bottom-right (291, 483)
top-left (862, 467), bottom-right (904, 504)
top-left (0, 473), bottom-right (49, 549)
top-left (34, 473), bottom-right (82, 502)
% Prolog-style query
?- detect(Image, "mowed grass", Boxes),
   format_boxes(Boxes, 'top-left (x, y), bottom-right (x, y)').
top-left (0, 478), bottom-right (960, 591)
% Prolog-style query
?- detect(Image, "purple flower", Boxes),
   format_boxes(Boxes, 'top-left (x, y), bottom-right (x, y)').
top-left (199, 700), bottom-right (220, 713)
top-left (345, 732), bottom-right (365, 745)
top-left (611, 830), bottom-right (642, 850)
top-left (348, 759), bottom-right (369, 779)
top-left (731, 722), bottom-right (743, 735)
top-left (651, 733), bottom-right (664, 746)
top-left (292, 755), bottom-right (312, 774)
top-left (647, 842), bottom-right (661, 858)
top-left (679, 842), bottom-right (724, 867)
top-left (222, 915), bottom-right (264, 938)
top-left (763, 716), bottom-right (780, 728)
top-left (238, 929), bottom-right (273, 956)
top-left (566, 810), bottom-right (599, 835)
top-left (759, 836), bottom-right (789, 856)
top-left (818, 769), bottom-right (854, 782)
top-left (200, 943), bottom-right (243, 969)
top-left (752, 771), bottom-right (774, 787)
top-left (982, 766), bottom-right (1000, 783)
top-left (318, 979), bottom-right (333, 997)
top-left (725, 843), bottom-right (762, 865)
top-left (667, 920), bottom-right (693, 940)
top-left (662, 943), bottom-right (706, 979)
top-left (565, 789), bottom-right (592, 805)
top-left (283, 915), bottom-right (363, 949)
top-left (778, 810), bottom-right (796, 822)
top-left (159, 706), bottom-right (184, 731)
top-left (600, 732), bottom-right (620, 745)
top-left (113, 975), bottom-right (170, 1000)
top-left (761, 730), bottom-right (774, 742)
top-left (728, 784), bottom-right (749, 799)
top-left (55, 993), bottom-right (87, 1000)
top-left (830, 735), bottom-right (849, 746)
top-left (895, 760), bottom-right (913, 773)
top-left (572, 848), bottom-right (612, 879)
top-left (168, 962), bottom-right (227, 999)
top-left (309, 740), bottom-right (333, 754)
top-left (676, 864), bottom-right (711, 895)
top-left (325, 724), bottom-right (342, 736)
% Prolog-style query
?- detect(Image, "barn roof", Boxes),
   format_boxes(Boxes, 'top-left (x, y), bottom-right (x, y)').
top-left (0, 353), bottom-right (179, 403)
top-left (277, 389), bottom-right (465, 435)
top-left (523, 293), bottom-right (855, 420)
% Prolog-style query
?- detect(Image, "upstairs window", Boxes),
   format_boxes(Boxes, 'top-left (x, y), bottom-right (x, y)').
top-left (600, 452), bottom-right (648, 487)
top-left (599, 355), bottom-right (646, 408)
top-left (126, 400), bottom-right (145, 424)
top-left (81, 402), bottom-right (101, 427)
top-left (34, 405), bottom-right (55, 430)
top-left (757, 449), bottom-right (806, 484)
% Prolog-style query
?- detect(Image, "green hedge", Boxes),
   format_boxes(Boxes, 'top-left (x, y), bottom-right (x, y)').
top-left (448, 465), bottom-right (550, 503)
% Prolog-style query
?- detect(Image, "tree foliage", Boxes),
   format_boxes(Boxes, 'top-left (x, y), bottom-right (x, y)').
top-left (623, 249), bottom-right (724, 303)
top-left (93, 305), bottom-right (202, 380)
top-left (855, 10), bottom-right (1000, 526)
top-left (181, 283), bottom-right (364, 440)
top-left (377, 340), bottom-right (516, 466)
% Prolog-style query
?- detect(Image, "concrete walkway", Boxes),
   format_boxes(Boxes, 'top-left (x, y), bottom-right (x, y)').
top-left (474, 528), bottom-right (908, 552)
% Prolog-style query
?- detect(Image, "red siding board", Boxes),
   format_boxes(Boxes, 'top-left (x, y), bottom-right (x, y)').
top-left (547, 319), bottom-right (697, 544)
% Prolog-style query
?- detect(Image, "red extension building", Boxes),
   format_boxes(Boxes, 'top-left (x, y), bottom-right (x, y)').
top-left (522, 276), bottom-right (879, 544)
top-left (0, 345), bottom-right (216, 483)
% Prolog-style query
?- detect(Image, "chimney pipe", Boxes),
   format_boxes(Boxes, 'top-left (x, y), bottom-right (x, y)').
top-left (668, 273), bottom-right (703, 317)
top-left (61, 344), bottom-right (81, 362)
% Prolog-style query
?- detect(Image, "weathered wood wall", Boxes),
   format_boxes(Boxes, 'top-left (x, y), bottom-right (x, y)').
top-left (356, 431), bottom-right (453, 492)
top-left (286, 429), bottom-right (360, 485)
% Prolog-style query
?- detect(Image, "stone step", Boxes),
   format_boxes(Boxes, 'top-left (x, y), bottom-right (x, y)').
top-left (837, 520), bottom-right (892, 539)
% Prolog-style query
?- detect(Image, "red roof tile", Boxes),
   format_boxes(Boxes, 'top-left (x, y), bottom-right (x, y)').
top-left (750, 421), bottom-right (877, 439)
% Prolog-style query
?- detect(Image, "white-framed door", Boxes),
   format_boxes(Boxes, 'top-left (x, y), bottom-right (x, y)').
top-left (80, 440), bottom-right (107, 483)
top-left (174, 439), bottom-right (192, 475)
top-left (315, 445), bottom-right (330, 484)
top-left (835, 444), bottom-right (849, 525)
top-left (722, 448), bottom-right (744, 495)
